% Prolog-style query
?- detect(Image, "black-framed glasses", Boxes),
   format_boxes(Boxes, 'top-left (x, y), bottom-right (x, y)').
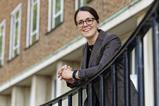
top-left (77, 18), bottom-right (95, 27)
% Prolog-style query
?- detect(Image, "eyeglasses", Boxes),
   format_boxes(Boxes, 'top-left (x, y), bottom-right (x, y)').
top-left (77, 18), bottom-right (95, 27)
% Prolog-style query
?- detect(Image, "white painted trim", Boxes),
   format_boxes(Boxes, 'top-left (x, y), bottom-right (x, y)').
top-left (26, 0), bottom-right (40, 47)
top-left (11, 4), bottom-right (22, 15)
top-left (75, 0), bottom-right (85, 10)
top-left (51, 0), bottom-right (55, 29)
top-left (9, 3), bottom-right (22, 60)
top-left (30, 0), bottom-right (40, 45)
top-left (0, 20), bottom-right (6, 65)
top-left (30, 0), bottom-right (40, 41)
top-left (0, 0), bottom-right (154, 92)
top-left (61, 0), bottom-right (64, 23)
top-left (9, 13), bottom-right (13, 60)
top-left (48, 0), bottom-right (64, 30)
top-left (100, 0), bottom-right (154, 31)
top-left (48, 0), bottom-right (52, 31)
top-left (26, 0), bottom-right (31, 47)
top-left (75, 0), bottom-right (80, 11)
top-left (53, 0), bottom-right (64, 23)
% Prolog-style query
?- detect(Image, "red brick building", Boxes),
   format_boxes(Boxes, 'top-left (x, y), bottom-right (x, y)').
top-left (0, 0), bottom-right (155, 105)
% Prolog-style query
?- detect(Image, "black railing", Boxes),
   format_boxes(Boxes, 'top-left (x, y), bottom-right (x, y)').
top-left (41, 0), bottom-right (159, 106)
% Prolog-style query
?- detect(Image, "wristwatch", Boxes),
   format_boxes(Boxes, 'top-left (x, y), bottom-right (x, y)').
top-left (72, 70), bottom-right (78, 80)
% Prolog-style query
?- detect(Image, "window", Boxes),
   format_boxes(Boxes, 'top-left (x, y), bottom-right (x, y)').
top-left (9, 4), bottom-right (22, 60)
top-left (48, 0), bottom-right (64, 31)
top-left (75, 0), bottom-right (92, 10)
top-left (26, 0), bottom-right (40, 47)
top-left (0, 20), bottom-right (5, 65)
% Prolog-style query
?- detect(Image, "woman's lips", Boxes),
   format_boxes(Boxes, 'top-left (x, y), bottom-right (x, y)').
top-left (82, 28), bottom-right (91, 32)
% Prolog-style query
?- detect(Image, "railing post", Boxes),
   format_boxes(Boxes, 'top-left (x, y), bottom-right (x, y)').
top-left (78, 88), bottom-right (83, 106)
top-left (136, 35), bottom-right (145, 106)
top-left (68, 95), bottom-right (72, 106)
top-left (124, 49), bottom-right (130, 106)
top-left (111, 64), bottom-right (117, 106)
top-left (152, 16), bottom-right (159, 106)
top-left (58, 99), bottom-right (62, 106)
top-left (99, 75), bottom-right (105, 106)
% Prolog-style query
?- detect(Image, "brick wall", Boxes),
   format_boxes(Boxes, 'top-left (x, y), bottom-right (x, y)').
top-left (0, 0), bottom-right (132, 83)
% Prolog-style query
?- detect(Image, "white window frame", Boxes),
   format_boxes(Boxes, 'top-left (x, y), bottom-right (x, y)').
top-left (48, 0), bottom-right (64, 31)
top-left (26, 0), bottom-right (40, 47)
top-left (75, 0), bottom-right (91, 10)
top-left (0, 20), bottom-right (6, 65)
top-left (9, 4), bottom-right (22, 60)
top-left (75, 0), bottom-right (84, 10)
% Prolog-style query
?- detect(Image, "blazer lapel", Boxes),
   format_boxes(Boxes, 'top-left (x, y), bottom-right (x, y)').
top-left (82, 44), bottom-right (88, 69)
top-left (88, 31), bottom-right (105, 67)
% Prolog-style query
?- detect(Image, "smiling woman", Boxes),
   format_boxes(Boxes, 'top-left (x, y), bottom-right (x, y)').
top-left (58, 6), bottom-right (138, 106)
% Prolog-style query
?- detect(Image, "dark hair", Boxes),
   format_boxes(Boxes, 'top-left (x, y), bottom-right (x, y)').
top-left (74, 6), bottom-right (99, 25)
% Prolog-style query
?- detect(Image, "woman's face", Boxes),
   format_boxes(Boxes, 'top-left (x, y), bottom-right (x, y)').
top-left (76, 11), bottom-right (98, 39)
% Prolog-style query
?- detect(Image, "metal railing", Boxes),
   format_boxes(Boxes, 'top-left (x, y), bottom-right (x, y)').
top-left (41, 0), bottom-right (159, 106)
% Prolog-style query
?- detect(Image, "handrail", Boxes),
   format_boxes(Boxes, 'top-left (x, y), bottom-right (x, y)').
top-left (41, 0), bottom-right (159, 105)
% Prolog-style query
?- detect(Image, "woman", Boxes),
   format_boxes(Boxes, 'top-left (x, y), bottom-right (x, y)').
top-left (58, 6), bottom-right (138, 106)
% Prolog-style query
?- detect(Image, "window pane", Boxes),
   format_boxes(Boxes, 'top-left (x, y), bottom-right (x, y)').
top-left (76, 0), bottom-right (85, 9)
top-left (78, 0), bottom-right (81, 8)
top-left (14, 49), bottom-right (18, 56)
top-left (15, 22), bottom-right (19, 46)
top-left (16, 11), bottom-right (20, 20)
top-left (32, 3), bottom-right (37, 32)
top-left (33, 0), bottom-right (37, 2)
top-left (0, 27), bottom-right (2, 36)
top-left (86, 0), bottom-right (91, 3)
top-left (0, 36), bottom-right (2, 54)
top-left (0, 60), bottom-right (2, 65)
top-left (9, 4), bottom-right (21, 59)
top-left (0, 26), bottom-right (3, 36)
top-left (0, 27), bottom-right (3, 56)
top-left (82, 0), bottom-right (91, 5)
top-left (55, 15), bottom-right (61, 26)
top-left (32, 34), bottom-right (37, 43)
top-left (55, 0), bottom-right (61, 14)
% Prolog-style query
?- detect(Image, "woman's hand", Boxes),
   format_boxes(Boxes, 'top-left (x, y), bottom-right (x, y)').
top-left (57, 65), bottom-right (65, 79)
top-left (58, 65), bottom-right (74, 80)
top-left (61, 65), bottom-right (73, 80)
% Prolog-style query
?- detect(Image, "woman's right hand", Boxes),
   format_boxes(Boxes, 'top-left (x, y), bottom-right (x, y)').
top-left (57, 65), bottom-right (67, 79)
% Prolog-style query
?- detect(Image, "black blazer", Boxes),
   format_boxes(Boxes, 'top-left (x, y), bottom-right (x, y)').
top-left (68, 30), bottom-right (138, 106)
